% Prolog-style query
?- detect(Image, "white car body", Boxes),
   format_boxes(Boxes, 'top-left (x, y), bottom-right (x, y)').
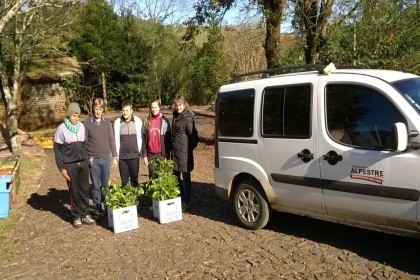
top-left (214, 65), bottom-right (420, 238)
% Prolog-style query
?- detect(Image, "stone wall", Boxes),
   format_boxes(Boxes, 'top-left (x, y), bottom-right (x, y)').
top-left (0, 57), bottom-right (82, 132)
top-left (0, 82), bottom-right (67, 131)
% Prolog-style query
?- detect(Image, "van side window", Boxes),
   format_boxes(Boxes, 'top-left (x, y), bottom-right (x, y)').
top-left (218, 89), bottom-right (255, 137)
top-left (262, 85), bottom-right (311, 138)
top-left (326, 84), bottom-right (406, 150)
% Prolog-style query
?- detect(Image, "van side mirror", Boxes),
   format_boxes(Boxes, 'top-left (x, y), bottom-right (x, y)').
top-left (392, 122), bottom-right (408, 151)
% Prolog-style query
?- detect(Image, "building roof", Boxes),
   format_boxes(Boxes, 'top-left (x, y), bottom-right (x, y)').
top-left (24, 57), bottom-right (83, 82)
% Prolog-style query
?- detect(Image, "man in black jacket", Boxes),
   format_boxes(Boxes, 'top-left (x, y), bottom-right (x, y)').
top-left (54, 103), bottom-right (96, 228)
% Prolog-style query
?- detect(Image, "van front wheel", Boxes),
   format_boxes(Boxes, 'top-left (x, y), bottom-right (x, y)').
top-left (233, 181), bottom-right (271, 230)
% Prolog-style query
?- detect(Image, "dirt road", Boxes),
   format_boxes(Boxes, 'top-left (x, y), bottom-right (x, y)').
top-left (1, 107), bottom-right (420, 279)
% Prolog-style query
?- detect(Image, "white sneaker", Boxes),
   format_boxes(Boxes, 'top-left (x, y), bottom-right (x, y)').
top-left (81, 215), bottom-right (96, 225)
top-left (73, 218), bottom-right (82, 228)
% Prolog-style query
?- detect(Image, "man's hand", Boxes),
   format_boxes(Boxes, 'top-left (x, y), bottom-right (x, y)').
top-left (143, 157), bottom-right (149, 166)
top-left (61, 169), bottom-right (70, 181)
top-left (112, 158), bottom-right (118, 169)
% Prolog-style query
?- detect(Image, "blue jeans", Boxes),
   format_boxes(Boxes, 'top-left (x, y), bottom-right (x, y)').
top-left (89, 157), bottom-right (111, 210)
top-left (173, 171), bottom-right (191, 204)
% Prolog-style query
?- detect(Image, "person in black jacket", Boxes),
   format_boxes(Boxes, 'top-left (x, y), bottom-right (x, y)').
top-left (171, 96), bottom-right (199, 211)
top-left (142, 98), bottom-right (172, 179)
top-left (54, 103), bottom-right (96, 228)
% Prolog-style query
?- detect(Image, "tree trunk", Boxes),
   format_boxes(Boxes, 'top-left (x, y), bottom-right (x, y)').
top-left (102, 71), bottom-right (107, 110)
top-left (1, 79), bottom-right (21, 156)
top-left (8, 33), bottom-right (22, 156)
top-left (263, 0), bottom-right (286, 69)
top-left (6, 102), bottom-right (20, 156)
top-left (0, 0), bottom-right (28, 34)
top-left (301, 0), bottom-right (334, 64)
top-left (305, 31), bottom-right (317, 64)
top-left (0, 0), bottom-right (28, 156)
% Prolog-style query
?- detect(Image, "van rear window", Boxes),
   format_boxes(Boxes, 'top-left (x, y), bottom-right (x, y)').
top-left (217, 89), bottom-right (255, 137)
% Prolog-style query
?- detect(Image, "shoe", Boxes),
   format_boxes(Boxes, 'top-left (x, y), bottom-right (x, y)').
top-left (81, 215), bottom-right (96, 225)
top-left (73, 218), bottom-right (82, 228)
top-left (182, 203), bottom-right (190, 212)
top-left (92, 209), bottom-right (103, 220)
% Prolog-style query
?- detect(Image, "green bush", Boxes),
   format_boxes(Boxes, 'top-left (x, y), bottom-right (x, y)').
top-left (145, 158), bottom-right (180, 201)
top-left (104, 182), bottom-right (144, 210)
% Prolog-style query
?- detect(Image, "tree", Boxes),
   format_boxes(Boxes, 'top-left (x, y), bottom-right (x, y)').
top-left (106, 14), bottom-right (151, 108)
top-left (69, 0), bottom-right (126, 109)
top-left (354, 0), bottom-right (420, 71)
top-left (108, 16), bottom-right (188, 108)
top-left (125, 0), bottom-right (196, 25)
top-left (320, 0), bottom-right (420, 73)
top-left (291, 0), bottom-right (335, 64)
top-left (188, 17), bottom-right (230, 104)
top-left (185, 0), bottom-right (286, 69)
top-left (223, 24), bottom-right (266, 74)
top-left (136, 21), bottom-right (189, 106)
top-left (0, 0), bottom-right (79, 155)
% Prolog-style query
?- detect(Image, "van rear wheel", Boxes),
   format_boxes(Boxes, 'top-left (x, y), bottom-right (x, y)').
top-left (233, 181), bottom-right (271, 230)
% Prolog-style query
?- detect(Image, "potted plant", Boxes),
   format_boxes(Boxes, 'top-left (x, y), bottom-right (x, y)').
top-left (145, 158), bottom-right (182, 224)
top-left (105, 182), bottom-right (144, 233)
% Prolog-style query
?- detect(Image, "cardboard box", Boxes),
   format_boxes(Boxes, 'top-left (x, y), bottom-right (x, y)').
top-left (107, 205), bottom-right (139, 233)
top-left (152, 197), bottom-right (182, 224)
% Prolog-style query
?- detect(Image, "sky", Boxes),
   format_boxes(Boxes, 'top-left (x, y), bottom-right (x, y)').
top-left (125, 0), bottom-right (293, 32)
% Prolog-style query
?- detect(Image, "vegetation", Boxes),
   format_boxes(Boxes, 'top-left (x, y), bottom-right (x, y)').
top-left (0, 0), bottom-right (80, 155)
top-left (144, 158), bottom-right (180, 201)
top-left (105, 182), bottom-right (144, 210)
top-left (0, 155), bottom-right (44, 263)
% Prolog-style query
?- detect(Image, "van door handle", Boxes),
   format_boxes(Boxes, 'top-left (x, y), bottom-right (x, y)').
top-left (322, 150), bottom-right (343, 165)
top-left (297, 149), bottom-right (314, 163)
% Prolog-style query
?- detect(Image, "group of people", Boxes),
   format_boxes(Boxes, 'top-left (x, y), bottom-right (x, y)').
top-left (53, 96), bottom-right (199, 228)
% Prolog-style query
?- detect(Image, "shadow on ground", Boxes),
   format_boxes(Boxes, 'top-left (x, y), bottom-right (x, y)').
top-left (189, 181), bottom-right (420, 277)
top-left (27, 187), bottom-right (73, 223)
top-left (24, 176), bottom-right (420, 276)
top-left (268, 211), bottom-right (420, 276)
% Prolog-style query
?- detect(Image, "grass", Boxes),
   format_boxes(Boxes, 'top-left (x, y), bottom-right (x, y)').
top-left (0, 154), bottom-right (45, 264)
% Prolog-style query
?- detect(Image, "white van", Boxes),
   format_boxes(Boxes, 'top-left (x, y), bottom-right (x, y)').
top-left (214, 64), bottom-right (420, 238)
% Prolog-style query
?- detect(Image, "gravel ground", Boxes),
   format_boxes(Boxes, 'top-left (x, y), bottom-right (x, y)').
top-left (1, 106), bottom-right (420, 279)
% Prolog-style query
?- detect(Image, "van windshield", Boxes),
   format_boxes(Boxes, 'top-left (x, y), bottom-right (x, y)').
top-left (393, 78), bottom-right (420, 112)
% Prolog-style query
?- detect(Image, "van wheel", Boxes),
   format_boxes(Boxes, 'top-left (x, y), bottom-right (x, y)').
top-left (233, 181), bottom-right (271, 230)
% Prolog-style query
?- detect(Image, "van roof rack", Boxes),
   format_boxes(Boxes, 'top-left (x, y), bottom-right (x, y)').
top-left (336, 65), bottom-right (363, 69)
top-left (229, 64), bottom-right (325, 83)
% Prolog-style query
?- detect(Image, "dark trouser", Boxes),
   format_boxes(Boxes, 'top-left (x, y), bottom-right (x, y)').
top-left (66, 160), bottom-right (90, 219)
top-left (147, 152), bottom-right (162, 179)
top-left (173, 170), bottom-right (191, 204)
top-left (119, 158), bottom-right (139, 187)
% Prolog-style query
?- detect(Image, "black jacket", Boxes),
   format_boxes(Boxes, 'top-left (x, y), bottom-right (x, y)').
top-left (172, 109), bottom-right (198, 172)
